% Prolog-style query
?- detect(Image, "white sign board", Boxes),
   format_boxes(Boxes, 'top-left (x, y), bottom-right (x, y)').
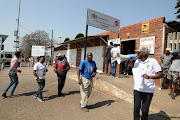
top-left (31, 45), bottom-right (45, 57)
top-left (140, 36), bottom-right (155, 54)
top-left (87, 8), bottom-right (120, 33)
top-left (108, 38), bottom-right (120, 50)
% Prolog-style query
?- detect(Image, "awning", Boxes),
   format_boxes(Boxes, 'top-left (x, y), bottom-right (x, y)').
top-left (54, 35), bottom-right (109, 49)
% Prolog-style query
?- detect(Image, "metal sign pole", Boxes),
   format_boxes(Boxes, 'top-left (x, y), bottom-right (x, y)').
top-left (0, 38), bottom-right (2, 64)
top-left (84, 25), bottom-right (88, 60)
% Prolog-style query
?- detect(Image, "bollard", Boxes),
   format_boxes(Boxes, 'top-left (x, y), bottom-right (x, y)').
top-left (20, 62), bottom-right (22, 67)
top-left (1, 63), bottom-right (4, 70)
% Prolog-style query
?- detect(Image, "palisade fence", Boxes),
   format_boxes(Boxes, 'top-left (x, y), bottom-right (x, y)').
top-left (167, 32), bottom-right (180, 51)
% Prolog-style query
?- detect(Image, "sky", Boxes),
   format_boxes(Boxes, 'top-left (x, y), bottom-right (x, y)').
top-left (0, 0), bottom-right (179, 52)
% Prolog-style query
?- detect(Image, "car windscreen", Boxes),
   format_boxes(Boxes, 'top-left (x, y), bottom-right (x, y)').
top-left (5, 54), bottom-right (12, 58)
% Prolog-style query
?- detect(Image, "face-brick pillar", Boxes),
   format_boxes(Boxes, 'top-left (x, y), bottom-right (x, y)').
top-left (76, 48), bottom-right (82, 67)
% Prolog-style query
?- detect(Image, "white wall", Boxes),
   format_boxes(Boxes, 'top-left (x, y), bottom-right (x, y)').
top-left (81, 46), bottom-right (104, 73)
top-left (54, 46), bottom-right (104, 73)
top-left (54, 49), bottom-right (77, 67)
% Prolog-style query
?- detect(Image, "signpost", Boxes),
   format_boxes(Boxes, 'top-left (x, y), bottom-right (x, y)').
top-left (31, 45), bottom-right (45, 57)
top-left (84, 8), bottom-right (120, 59)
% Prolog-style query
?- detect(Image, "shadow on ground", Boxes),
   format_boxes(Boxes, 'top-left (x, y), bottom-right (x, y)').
top-left (148, 111), bottom-right (171, 120)
top-left (116, 74), bottom-right (130, 78)
top-left (46, 90), bottom-right (80, 100)
top-left (17, 90), bottom-right (48, 97)
top-left (88, 100), bottom-right (115, 109)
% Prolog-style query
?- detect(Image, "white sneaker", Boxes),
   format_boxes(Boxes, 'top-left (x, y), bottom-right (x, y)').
top-left (159, 87), bottom-right (162, 91)
top-left (34, 95), bottom-right (38, 99)
top-left (37, 97), bottom-right (44, 102)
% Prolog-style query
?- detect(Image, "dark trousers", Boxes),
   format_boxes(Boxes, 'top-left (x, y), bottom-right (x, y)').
top-left (36, 79), bottom-right (45, 99)
top-left (123, 61), bottom-right (130, 74)
top-left (57, 73), bottom-right (66, 95)
top-left (134, 90), bottom-right (153, 120)
top-left (106, 58), bottom-right (111, 74)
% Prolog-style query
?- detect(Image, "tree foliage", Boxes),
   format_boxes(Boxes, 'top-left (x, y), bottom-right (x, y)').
top-left (20, 30), bottom-right (50, 58)
top-left (175, 0), bottom-right (180, 19)
top-left (166, 20), bottom-right (180, 32)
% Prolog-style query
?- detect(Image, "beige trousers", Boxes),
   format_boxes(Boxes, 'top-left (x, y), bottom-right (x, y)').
top-left (80, 76), bottom-right (93, 108)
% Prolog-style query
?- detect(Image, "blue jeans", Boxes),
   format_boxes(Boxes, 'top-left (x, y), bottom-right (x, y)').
top-left (111, 61), bottom-right (117, 77)
top-left (3, 74), bottom-right (19, 95)
top-left (36, 79), bottom-right (45, 99)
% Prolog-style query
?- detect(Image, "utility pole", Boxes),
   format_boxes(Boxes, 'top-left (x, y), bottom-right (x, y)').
top-left (51, 29), bottom-right (53, 65)
top-left (15, 0), bottom-right (21, 51)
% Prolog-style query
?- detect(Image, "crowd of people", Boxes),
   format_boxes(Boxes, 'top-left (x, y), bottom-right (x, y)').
top-left (1, 46), bottom-right (180, 119)
top-left (106, 42), bottom-right (120, 77)
top-left (160, 48), bottom-right (180, 99)
top-left (1, 51), bottom-right (97, 113)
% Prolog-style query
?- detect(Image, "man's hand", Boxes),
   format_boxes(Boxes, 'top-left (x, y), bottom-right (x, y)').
top-left (78, 78), bottom-right (82, 85)
top-left (37, 78), bottom-right (41, 82)
top-left (91, 72), bottom-right (96, 77)
top-left (142, 74), bottom-right (149, 79)
top-left (161, 57), bottom-right (164, 61)
top-left (18, 70), bottom-right (21, 73)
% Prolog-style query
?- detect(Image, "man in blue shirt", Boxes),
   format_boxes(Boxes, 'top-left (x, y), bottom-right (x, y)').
top-left (78, 52), bottom-right (97, 112)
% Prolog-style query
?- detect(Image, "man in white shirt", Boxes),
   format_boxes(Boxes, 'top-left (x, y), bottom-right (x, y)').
top-left (111, 44), bottom-right (120, 77)
top-left (132, 47), bottom-right (162, 120)
top-left (33, 56), bottom-right (48, 102)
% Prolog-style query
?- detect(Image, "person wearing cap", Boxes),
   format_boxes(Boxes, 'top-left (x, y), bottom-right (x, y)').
top-left (167, 49), bottom-right (180, 99)
top-left (159, 48), bottom-right (173, 90)
top-left (54, 55), bottom-right (70, 97)
top-left (132, 47), bottom-right (162, 120)
top-left (110, 44), bottom-right (120, 77)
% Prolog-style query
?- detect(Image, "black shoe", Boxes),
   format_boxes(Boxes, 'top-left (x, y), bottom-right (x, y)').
top-left (171, 94), bottom-right (175, 99)
top-left (58, 93), bottom-right (65, 97)
top-left (168, 92), bottom-right (172, 96)
top-left (175, 93), bottom-right (178, 97)
top-left (2, 93), bottom-right (6, 98)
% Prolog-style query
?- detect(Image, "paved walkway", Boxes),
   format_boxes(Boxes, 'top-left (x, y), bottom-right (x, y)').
top-left (0, 67), bottom-right (133, 120)
top-left (0, 66), bottom-right (179, 120)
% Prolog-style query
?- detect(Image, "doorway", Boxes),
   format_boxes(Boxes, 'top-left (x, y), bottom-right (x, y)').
top-left (122, 40), bottom-right (135, 55)
top-left (121, 40), bottom-right (136, 75)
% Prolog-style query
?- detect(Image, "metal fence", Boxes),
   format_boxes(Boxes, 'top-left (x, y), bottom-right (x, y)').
top-left (167, 32), bottom-right (180, 51)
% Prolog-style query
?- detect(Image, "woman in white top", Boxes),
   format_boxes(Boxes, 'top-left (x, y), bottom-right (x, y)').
top-left (33, 56), bottom-right (48, 102)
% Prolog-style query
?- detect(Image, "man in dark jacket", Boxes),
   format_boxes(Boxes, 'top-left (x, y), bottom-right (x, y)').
top-left (106, 42), bottom-right (113, 75)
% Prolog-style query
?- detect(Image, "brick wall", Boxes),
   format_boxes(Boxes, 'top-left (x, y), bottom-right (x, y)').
top-left (98, 17), bottom-right (165, 74)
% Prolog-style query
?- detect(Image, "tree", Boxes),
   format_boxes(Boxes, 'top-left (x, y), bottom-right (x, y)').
top-left (175, 0), bottom-right (180, 19)
top-left (166, 21), bottom-right (180, 32)
top-left (20, 30), bottom-right (50, 58)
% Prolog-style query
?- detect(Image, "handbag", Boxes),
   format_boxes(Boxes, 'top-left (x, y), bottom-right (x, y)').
top-left (8, 69), bottom-right (16, 76)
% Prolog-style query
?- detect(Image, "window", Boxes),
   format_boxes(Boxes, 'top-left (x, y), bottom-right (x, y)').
top-left (1, 54), bottom-right (3, 58)
top-left (5, 54), bottom-right (12, 58)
